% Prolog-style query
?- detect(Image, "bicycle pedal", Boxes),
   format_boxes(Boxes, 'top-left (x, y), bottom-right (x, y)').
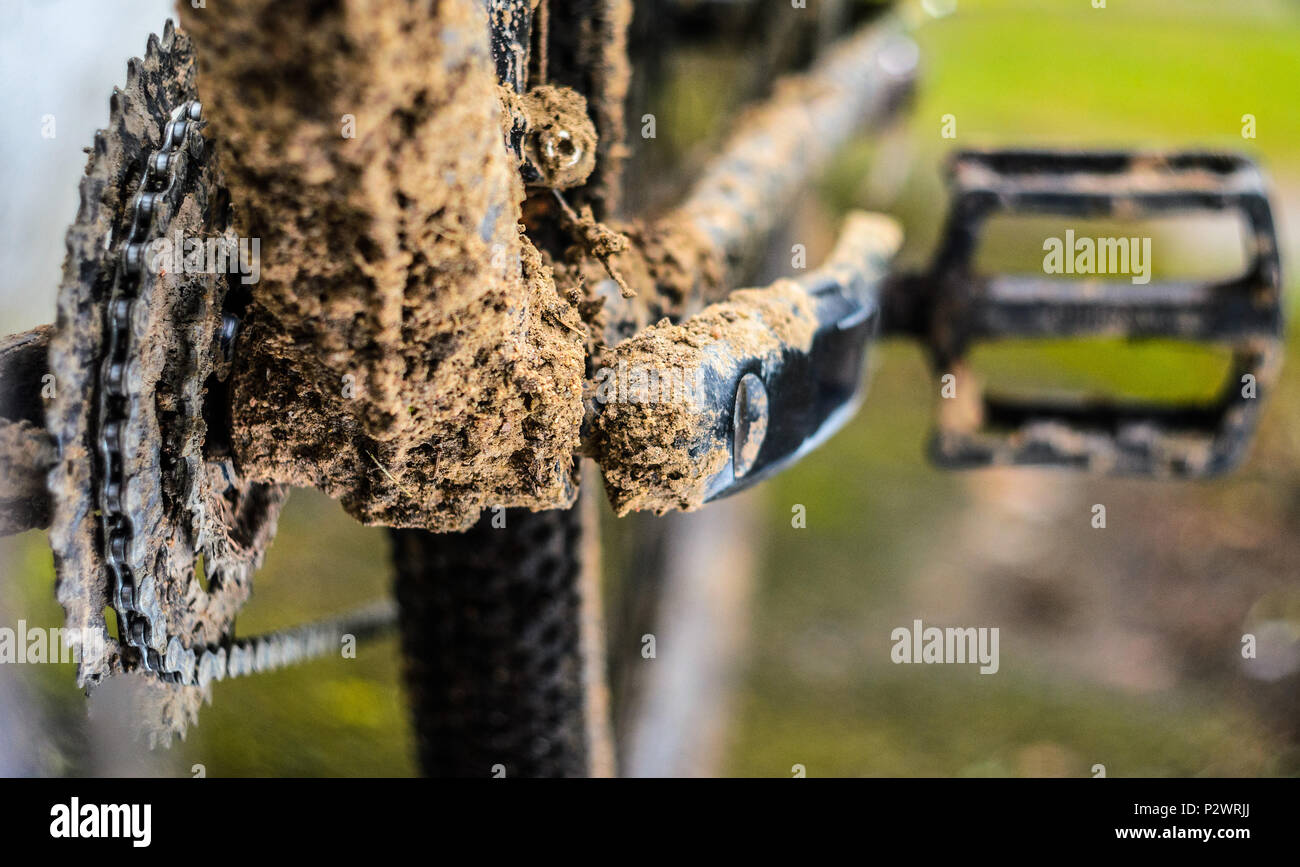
top-left (885, 149), bottom-right (1284, 477)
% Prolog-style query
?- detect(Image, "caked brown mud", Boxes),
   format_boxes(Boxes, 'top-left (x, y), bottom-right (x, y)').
top-left (181, 0), bottom-right (586, 532)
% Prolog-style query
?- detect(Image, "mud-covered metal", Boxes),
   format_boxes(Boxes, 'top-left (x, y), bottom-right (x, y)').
top-left (884, 149), bottom-right (1284, 477)
top-left (586, 212), bottom-right (902, 513)
top-left (697, 212), bottom-right (902, 501)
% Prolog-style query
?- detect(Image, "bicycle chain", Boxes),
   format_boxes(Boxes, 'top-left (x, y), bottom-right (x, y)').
top-left (98, 99), bottom-right (204, 683)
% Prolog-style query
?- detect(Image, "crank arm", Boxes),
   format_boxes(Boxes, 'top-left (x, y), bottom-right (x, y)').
top-left (884, 149), bottom-right (1284, 477)
top-left (586, 212), bottom-right (901, 514)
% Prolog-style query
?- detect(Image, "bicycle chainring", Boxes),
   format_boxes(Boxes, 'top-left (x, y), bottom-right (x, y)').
top-left (45, 20), bottom-right (286, 744)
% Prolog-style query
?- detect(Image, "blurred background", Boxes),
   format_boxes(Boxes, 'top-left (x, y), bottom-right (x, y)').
top-left (2, 0), bottom-right (1299, 776)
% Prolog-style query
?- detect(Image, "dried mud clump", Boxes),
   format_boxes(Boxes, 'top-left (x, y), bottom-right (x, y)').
top-left (586, 281), bottom-right (817, 515)
top-left (181, 0), bottom-right (586, 531)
